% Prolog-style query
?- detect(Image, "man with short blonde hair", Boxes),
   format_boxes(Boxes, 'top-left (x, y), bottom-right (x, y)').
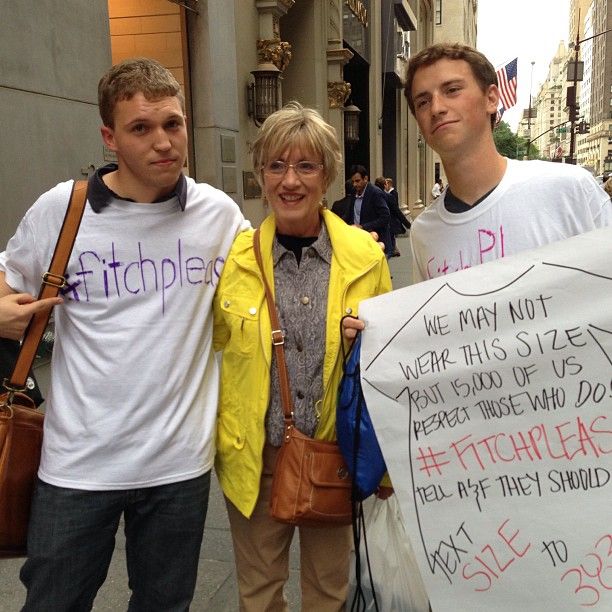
top-left (0, 57), bottom-right (249, 611)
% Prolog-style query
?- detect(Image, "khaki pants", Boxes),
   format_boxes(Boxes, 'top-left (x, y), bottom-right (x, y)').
top-left (225, 443), bottom-right (352, 611)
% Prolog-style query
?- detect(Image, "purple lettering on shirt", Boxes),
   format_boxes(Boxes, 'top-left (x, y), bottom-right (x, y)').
top-left (161, 258), bottom-right (177, 315)
top-left (139, 242), bottom-right (158, 292)
top-left (185, 256), bottom-right (205, 285)
top-left (124, 261), bottom-right (141, 295)
top-left (108, 242), bottom-right (123, 298)
top-left (60, 275), bottom-right (82, 302)
top-left (65, 240), bottom-right (225, 315)
top-left (76, 250), bottom-right (99, 301)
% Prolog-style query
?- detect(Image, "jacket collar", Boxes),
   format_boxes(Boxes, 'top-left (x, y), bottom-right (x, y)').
top-left (231, 209), bottom-right (383, 277)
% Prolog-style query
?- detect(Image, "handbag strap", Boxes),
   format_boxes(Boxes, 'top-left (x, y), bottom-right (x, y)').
top-left (253, 228), bottom-right (295, 423)
top-left (3, 180), bottom-right (88, 397)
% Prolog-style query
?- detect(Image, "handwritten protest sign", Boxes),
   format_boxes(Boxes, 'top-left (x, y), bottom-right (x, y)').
top-left (358, 227), bottom-right (612, 611)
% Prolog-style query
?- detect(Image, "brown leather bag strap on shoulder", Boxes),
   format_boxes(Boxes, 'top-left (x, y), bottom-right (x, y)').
top-left (5, 180), bottom-right (88, 392)
top-left (253, 228), bottom-right (295, 422)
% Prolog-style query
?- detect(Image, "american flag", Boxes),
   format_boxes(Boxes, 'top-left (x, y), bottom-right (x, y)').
top-left (496, 58), bottom-right (518, 112)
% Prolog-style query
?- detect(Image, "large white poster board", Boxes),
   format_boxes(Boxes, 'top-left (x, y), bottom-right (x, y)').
top-left (359, 227), bottom-right (612, 611)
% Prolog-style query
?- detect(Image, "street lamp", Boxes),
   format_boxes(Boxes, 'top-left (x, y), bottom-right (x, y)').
top-left (343, 103), bottom-right (361, 148)
top-left (246, 63), bottom-right (282, 127)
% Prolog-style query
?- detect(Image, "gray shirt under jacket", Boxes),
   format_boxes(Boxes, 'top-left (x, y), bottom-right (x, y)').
top-left (265, 221), bottom-right (331, 447)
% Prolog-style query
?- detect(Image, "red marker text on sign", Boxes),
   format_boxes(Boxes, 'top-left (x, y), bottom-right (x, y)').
top-left (462, 519), bottom-right (531, 592)
top-left (561, 534), bottom-right (612, 607)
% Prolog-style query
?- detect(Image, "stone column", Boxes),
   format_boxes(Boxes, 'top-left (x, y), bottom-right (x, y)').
top-left (326, 0), bottom-right (353, 204)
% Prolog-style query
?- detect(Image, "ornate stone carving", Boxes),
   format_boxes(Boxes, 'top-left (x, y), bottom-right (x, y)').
top-left (255, 0), bottom-right (294, 16)
top-left (328, 0), bottom-right (341, 37)
top-left (346, 0), bottom-right (368, 27)
top-left (327, 81), bottom-right (351, 109)
top-left (257, 39), bottom-right (292, 72)
top-left (327, 45), bottom-right (353, 66)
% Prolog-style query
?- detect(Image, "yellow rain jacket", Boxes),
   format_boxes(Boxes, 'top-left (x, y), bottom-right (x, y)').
top-left (213, 209), bottom-right (392, 517)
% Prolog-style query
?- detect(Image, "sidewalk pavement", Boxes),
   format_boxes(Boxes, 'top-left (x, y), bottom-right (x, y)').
top-left (0, 234), bottom-right (413, 611)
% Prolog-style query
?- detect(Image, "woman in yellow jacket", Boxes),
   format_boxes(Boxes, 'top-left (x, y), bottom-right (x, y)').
top-left (213, 102), bottom-right (391, 611)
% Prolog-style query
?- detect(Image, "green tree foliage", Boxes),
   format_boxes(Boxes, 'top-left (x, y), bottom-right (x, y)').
top-left (493, 120), bottom-right (539, 159)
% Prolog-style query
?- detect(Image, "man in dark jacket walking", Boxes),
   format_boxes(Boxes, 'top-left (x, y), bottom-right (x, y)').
top-left (383, 177), bottom-right (411, 256)
top-left (345, 165), bottom-right (392, 256)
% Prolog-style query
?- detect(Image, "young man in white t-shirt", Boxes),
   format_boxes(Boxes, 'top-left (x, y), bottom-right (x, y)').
top-left (343, 43), bottom-right (610, 335)
top-left (403, 43), bottom-right (611, 282)
top-left (0, 58), bottom-right (249, 611)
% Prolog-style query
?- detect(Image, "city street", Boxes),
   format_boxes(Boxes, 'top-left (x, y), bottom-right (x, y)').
top-left (0, 234), bottom-right (413, 611)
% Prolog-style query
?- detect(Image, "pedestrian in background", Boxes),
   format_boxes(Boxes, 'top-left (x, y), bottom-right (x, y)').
top-left (331, 178), bottom-right (354, 219)
top-left (384, 177), bottom-right (411, 255)
top-left (431, 178), bottom-right (443, 199)
top-left (386, 177), bottom-right (412, 232)
top-left (375, 176), bottom-right (410, 257)
top-left (343, 164), bottom-right (392, 257)
top-left (213, 101), bottom-right (391, 611)
top-left (0, 57), bottom-right (249, 610)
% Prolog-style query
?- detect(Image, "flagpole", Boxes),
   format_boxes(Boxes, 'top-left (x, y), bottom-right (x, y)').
top-left (526, 61), bottom-right (535, 159)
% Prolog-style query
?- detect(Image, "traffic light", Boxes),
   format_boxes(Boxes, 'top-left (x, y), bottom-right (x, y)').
top-left (566, 86), bottom-right (580, 122)
top-left (569, 103), bottom-right (580, 122)
top-left (576, 120), bottom-right (590, 134)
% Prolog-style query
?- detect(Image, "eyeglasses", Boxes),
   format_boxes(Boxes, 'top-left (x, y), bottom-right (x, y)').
top-left (262, 160), bottom-right (324, 177)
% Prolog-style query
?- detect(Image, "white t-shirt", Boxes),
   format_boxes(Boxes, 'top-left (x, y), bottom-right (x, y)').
top-left (2, 178), bottom-right (249, 489)
top-left (411, 159), bottom-right (612, 283)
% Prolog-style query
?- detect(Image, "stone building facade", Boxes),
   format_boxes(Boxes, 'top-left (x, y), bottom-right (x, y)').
top-left (3, 1), bottom-right (483, 246)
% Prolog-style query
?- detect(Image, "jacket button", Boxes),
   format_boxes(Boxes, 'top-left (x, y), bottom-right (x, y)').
top-left (301, 296), bottom-right (310, 305)
top-left (345, 307), bottom-right (353, 314)
top-left (224, 300), bottom-right (230, 308)
top-left (249, 307), bottom-right (257, 315)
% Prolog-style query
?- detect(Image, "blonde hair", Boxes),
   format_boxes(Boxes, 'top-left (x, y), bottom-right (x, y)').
top-left (251, 101), bottom-right (342, 190)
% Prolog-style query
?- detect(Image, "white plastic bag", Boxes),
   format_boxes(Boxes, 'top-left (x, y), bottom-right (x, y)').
top-left (348, 495), bottom-right (430, 612)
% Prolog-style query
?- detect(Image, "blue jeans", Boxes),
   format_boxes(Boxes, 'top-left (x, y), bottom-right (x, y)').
top-left (20, 473), bottom-right (210, 612)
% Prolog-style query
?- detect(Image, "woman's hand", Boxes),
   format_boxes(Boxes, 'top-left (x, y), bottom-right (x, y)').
top-left (342, 316), bottom-right (364, 340)
top-left (376, 486), bottom-right (394, 499)
top-left (369, 231), bottom-right (385, 252)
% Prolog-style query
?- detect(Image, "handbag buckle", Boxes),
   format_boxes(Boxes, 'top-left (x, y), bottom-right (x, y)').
top-left (2, 378), bottom-right (26, 395)
top-left (272, 329), bottom-right (285, 346)
top-left (337, 466), bottom-right (349, 480)
top-left (0, 403), bottom-right (14, 417)
top-left (42, 271), bottom-right (67, 288)
top-left (2, 378), bottom-right (25, 410)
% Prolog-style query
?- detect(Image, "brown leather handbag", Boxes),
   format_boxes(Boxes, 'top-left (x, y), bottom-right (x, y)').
top-left (253, 229), bottom-right (353, 527)
top-left (0, 180), bottom-right (87, 558)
